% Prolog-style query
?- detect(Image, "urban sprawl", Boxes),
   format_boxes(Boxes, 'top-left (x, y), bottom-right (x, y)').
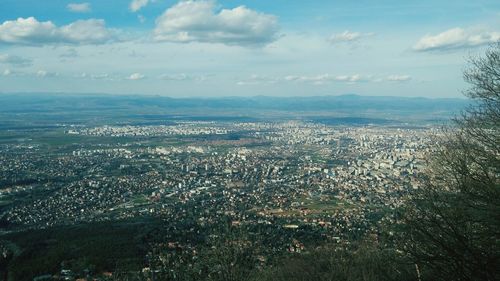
top-left (0, 121), bottom-right (438, 278)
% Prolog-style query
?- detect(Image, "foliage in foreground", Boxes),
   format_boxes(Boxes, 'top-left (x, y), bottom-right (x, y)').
top-left (399, 43), bottom-right (500, 281)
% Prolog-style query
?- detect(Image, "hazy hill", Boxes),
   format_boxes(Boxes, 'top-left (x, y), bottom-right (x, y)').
top-left (0, 93), bottom-right (470, 126)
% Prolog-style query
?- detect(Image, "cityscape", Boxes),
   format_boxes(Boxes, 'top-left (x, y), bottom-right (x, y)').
top-left (3, 121), bottom-right (435, 230)
top-left (0, 0), bottom-right (498, 280)
top-left (0, 106), bottom-right (443, 279)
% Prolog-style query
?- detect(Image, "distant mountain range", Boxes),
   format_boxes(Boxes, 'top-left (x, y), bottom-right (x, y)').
top-left (0, 93), bottom-right (470, 125)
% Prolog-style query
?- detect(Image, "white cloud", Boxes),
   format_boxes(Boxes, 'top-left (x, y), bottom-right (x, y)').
top-left (0, 54), bottom-right (32, 67)
top-left (159, 73), bottom-right (207, 82)
top-left (159, 73), bottom-right (188, 81)
top-left (67, 3), bottom-right (91, 13)
top-left (414, 27), bottom-right (500, 52)
top-left (59, 19), bottom-right (114, 44)
top-left (36, 70), bottom-right (47, 77)
top-left (283, 73), bottom-right (412, 84)
top-left (329, 30), bottom-right (373, 44)
top-left (154, 0), bottom-right (279, 46)
top-left (0, 17), bottom-right (115, 45)
top-left (78, 72), bottom-right (116, 80)
top-left (130, 0), bottom-right (149, 12)
top-left (285, 74), bottom-right (364, 84)
top-left (237, 74), bottom-right (278, 85)
top-left (127, 72), bottom-right (145, 80)
top-left (1, 69), bottom-right (27, 77)
top-left (386, 75), bottom-right (411, 82)
top-left (334, 74), bottom-right (362, 82)
top-left (36, 70), bottom-right (58, 78)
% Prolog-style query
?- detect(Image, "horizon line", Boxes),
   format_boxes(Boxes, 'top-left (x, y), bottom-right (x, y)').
top-left (0, 92), bottom-right (468, 100)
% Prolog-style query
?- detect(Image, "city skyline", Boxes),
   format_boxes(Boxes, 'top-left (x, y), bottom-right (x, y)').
top-left (0, 0), bottom-right (499, 97)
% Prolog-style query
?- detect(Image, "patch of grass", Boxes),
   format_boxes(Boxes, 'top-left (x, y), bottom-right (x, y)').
top-left (131, 194), bottom-right (150, 205)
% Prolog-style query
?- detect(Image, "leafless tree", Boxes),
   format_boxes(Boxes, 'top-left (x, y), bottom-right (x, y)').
top-left (401, 43), bottom-right (499, 281)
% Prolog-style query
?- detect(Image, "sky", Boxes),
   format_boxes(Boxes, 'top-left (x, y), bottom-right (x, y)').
top-left (0, 0), bottom-right (499, 98)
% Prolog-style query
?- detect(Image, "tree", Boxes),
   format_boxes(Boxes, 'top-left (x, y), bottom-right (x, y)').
top-left (149, 219), bottom-right (258, 281)
top-left (252, 241), bottom-right (418, 281)
top-left (401, 43), bottom-right (500, 281)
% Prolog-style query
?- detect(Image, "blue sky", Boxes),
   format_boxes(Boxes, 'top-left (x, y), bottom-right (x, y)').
top-left (0, 0), bottom-right (499, 97)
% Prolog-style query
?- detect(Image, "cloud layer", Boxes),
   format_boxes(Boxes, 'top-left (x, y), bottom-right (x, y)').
top-left (236, 74), bottom-right (412, 86)
top-left (0, 17), bottom-right (115, 45)
top-left (154, 0), bottom-right (279, 46)
top-left (0, 54), bottom-right (32, 67)
top-left (414, 27), bottom-right (500, 51)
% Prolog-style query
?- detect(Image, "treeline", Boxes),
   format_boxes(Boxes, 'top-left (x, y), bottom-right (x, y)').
top-left (140, 231), bottom-right (419, 281)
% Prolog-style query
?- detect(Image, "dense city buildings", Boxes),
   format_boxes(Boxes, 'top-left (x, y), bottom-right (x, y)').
top-left (0, 119), bottom-right (439, 279)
